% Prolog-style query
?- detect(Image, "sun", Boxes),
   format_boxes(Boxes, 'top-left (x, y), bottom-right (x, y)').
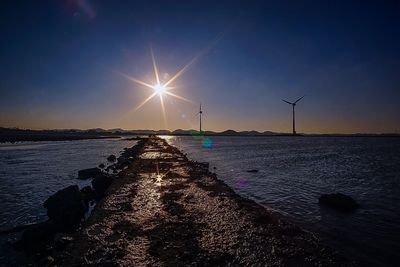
top-left (116, 47), bottom-right (193, 113)
top-left (114, 47), bottom-right (199, 127)
top-left (153, 83), bottom-right (166, 95)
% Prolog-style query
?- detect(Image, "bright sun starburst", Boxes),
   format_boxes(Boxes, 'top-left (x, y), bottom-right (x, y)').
top-left (115, 47), bottom-right (196, 126)
top-left (153, 83), bottom-right (166, 95)
top-left (115, 31), bottom-right (226, 127)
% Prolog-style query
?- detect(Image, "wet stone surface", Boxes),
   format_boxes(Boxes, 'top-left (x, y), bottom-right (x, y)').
top-left (54, 137), bottom-right (353, 266)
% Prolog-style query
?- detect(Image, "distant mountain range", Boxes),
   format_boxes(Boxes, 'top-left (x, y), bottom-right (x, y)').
top-left (0, 127), bottom-right (279, 142)
top-left (1, 127), bottom-right (399, 142)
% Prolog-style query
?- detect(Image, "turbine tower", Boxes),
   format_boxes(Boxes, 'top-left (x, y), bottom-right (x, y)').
top-left (199, 102), bottom-right (203, 134)
top-left (282, 95), bottom-right (305, 135)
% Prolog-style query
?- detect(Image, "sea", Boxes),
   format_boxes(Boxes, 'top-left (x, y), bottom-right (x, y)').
top-left (0, 136), bottom-right (399, 266)
top-left (167, 136), bottom-right (400, 266)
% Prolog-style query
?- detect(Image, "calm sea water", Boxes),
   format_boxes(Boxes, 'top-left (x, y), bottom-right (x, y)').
top-left (167, 136), bottom-right (400, 266)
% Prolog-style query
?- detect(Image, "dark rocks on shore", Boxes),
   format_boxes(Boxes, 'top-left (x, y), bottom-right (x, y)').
top-left (43, 185), bottom-right (87, 231)
top-left (14, 221), bottom-right (56, 253)
top-left (105, 165), bottom-right (116, 174)
top-left (9, 141), bottom-right (145, 263)
top-left (319, 193), bottom-right (359, 212)
top-left (246, 169), bottom-right (259, 173)
top-left (14, 177), bottom-right (113, 259)
top-left (92, 175), bottom-right (113, 199)
top-left (78, 167), bottom-right (101, 179)
top-left (194, 162), bottom-right (209, 171)
top-left (116, 156), bottom-right (129, 167)
top-left (107, 154), bottom-right (117, 162)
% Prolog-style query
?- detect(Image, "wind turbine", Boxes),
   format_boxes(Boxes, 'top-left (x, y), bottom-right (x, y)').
top-left (198, 103), bottom-right (203, 134)
top-left (281, 95), bottom-right (305, 135)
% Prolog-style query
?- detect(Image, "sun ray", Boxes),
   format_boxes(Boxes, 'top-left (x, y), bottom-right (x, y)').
top-left (135, 92), bottom-right (157, 111)
top-left (159, 94), bottom-right (167, 128)
top-left (117, 38), bottom-right (227, 120)
top-left (164, 91), bottom-right (194, 103)
top-left (150, 46), bottom-right (160, 85)
top-left (163, 53), bottom-right (201, 88)
top-left (164, 31), bottom-right (225, 88)
top-left (114, 70), bottom-right (154, 89)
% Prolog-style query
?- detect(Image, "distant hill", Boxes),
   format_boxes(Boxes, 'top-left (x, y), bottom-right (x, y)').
top-left (219, 129), bottom-right (238, 135)
top-left (1, 127), bottom-right (399, 142)
top-left (0, 127), bottom-right (119, 142)
top-left (0, 127), bottom-right (277, 142)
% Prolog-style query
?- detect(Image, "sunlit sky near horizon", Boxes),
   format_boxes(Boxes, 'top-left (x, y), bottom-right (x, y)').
top-left (1, 0), bottom-right (399, 134)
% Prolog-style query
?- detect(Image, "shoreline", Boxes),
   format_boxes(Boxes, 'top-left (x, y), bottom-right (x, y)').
top-left (48, 136), bottom-right (352, 266)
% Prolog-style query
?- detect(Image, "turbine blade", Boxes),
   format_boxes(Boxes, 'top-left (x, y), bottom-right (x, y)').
top-left (281, 99), bottom-right (293, 105)
top-left (294, 95), bottom-right (306, 104)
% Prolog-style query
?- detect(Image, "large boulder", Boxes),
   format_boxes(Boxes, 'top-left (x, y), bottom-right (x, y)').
top-left (319, 193), bottom-right (359, 212)
top-left (92, 175), bottom-right (113, 199)
top-left (14, 221), bottom-right (56, 253)
top-left (43, 185), bottom-right (86, 231)
top-left (78, 167), bottom-right (101, 179)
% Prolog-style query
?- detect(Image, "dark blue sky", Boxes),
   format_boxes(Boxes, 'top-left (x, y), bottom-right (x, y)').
top-left (1, 0), bottom-right (399, 133)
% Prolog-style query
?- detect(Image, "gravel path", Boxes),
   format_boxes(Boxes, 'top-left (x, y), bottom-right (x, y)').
top-left (56, 137), bottom-right (352, 266)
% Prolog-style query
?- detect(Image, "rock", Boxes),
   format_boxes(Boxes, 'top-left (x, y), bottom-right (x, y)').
top-left (78, 167), bottom-right (101, 179)
top-left (14, 221), bottom-right (56, 253)
top-left (92, 175), bottom-right (113, 199)
top-left (246, 169), bottom-right (259, 173)
top-left (80, 186), bottom-right (95, 205)
top-left (319, 193), bottom-right (359, 212)
top-left (107, 154), bottom-right (117, 162)
top-left (98, 163), bottom-right (105, 169)
top-left (117, 156), bottom-right (129, 167)
top-left (196, 162), bottom-right (209, 171)
top-left (53, 234), bottom-right (74, 251)
top-left (105, 165), bottom-right (113, 172)
top-left (43, 185), bottom-right (87, 231)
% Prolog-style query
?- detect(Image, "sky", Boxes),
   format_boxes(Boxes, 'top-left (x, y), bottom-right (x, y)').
top-left (0, 0), bottom-right (399, 134)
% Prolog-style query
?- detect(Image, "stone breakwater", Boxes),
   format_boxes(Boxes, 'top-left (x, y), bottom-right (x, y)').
top-left (18, 137), bottom-right (354, 266)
